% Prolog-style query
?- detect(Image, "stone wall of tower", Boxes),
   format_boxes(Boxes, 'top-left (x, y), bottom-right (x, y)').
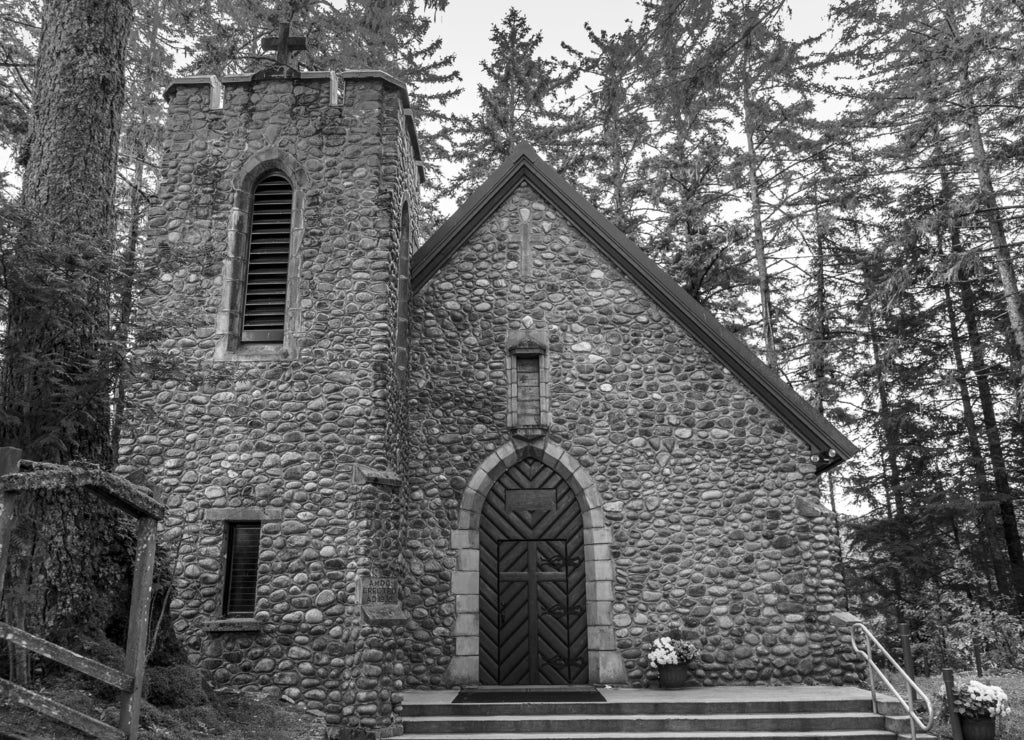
top-left (118, 71), bottom-right (421, 737)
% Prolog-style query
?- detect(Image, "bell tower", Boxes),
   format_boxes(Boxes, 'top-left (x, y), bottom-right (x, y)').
top-left (119, 28), bottom-right (422, 738)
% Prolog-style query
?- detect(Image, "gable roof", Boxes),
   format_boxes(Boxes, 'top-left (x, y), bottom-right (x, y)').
top-left (411, 143), bottom-right (857, 472)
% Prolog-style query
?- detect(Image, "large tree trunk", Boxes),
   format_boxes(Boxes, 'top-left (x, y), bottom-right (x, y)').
top-left (111, 154), bottom-right (146, 451)
top-left (808, 196), bottom-right (829, 412)
top-left (1, 0), bottom-right (132, 465)
top-left (943, 11), bottom-right (1024, 415)
top-left (864, 277), bottom-right (905, 616)
top-left (865, 298), bottom-right (905, 520)
top-left (942, 281), bottom-right (1013, 602)
top-left (958, 272), bottom-right (1024, 613)
top-left (741, 39), bottom-right (776, 370)
top-left (934, 157), bottom-right (1016, 605)
top-left (112, 0), bottom-right (167, 450)
top-left (0, 0), bottom-right (133, 682)
top-left (963, 108), bottom-right (1024, 405)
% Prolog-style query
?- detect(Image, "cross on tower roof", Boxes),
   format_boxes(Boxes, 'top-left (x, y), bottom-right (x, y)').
top-left (256, 21), bottom-right (306, 79)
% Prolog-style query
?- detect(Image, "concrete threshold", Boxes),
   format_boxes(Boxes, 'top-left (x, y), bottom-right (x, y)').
top-left (402, 685), bottom-right (889, 706)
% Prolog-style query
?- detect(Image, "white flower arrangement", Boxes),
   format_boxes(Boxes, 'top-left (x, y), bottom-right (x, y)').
top-left (950, 680), bottom-right (1011, 719)
top-left (647, 636), bottom-right (700, 667)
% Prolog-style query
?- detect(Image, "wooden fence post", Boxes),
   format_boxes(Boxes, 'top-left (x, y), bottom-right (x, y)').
top-left (0, 447), bottom-right (20, 476)
top-left (118, 516), bottom-right (158, 740)
top-left (0, 492), bottom-right (14, 601)
top-left (0, 447), bottom-right (23, 684)
top-left (899, 622), bottom-right (917, 706)
top-left (0, 447), bottom-right (22, 597)
top-left (943, 668), bottom-right (964, 740)
top-left (972, 637), bottom-right (984, 677)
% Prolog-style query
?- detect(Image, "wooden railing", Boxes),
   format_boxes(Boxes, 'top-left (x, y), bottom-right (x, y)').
top-left (0, 447), bottom-right (165, 740)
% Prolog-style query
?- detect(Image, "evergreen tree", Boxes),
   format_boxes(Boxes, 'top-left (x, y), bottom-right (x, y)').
top-left (827, 0), bottom-right (1024, 619)
top-left (631, 1), bottom-right (752, 317)
top-left (0, 0), bottom-right (136, 677)
top-left (830, 0), bottom-right (1024, 415)
top-left (0, 0), bottom-right (36, 157)
top-left (634, 0), bottom-right (819, 364)
top-left (2, 0), bottom-right (132, 463)
top-left (179, 0), bottom-right (461, 213)
top-left (562, 26), bottom-right (649, 239)
top-left (444, 8), bottom-right (574, 199)
top-left (111, 0), bottom-right (182, 445)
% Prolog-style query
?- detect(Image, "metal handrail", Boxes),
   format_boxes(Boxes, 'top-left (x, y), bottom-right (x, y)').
top-left (841, 618), bottom-right (934, 739)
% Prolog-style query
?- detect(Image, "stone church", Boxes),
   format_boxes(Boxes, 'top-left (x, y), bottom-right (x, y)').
top-left (118, 59), bottom-right (859, 738)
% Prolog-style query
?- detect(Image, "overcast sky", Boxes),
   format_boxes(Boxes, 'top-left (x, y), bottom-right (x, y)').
top-left (0, 2), bottom-right (836, 193)
top-left (432, 0), bottom-right (834, 114)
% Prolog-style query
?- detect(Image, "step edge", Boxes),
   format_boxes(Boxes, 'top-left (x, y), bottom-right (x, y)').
top-left (403, 712), bottom-right (890, 721)
top-left (398, 733), bottom-right (898, 739)
top-left (403, 701), bottom-right (877, 714)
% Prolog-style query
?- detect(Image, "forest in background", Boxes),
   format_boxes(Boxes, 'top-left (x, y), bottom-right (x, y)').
top-left (1, 0), bottom-right (1023, 674)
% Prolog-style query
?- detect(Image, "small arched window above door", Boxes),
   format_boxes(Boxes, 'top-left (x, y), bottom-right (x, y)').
top-left (240, 171), bottom-right (293, 343)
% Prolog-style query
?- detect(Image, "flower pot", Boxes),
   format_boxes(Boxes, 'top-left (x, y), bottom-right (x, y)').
top-left (960, 715), bottom-right (996, 740)
top-left (657, 663), bottom-right (688, 689)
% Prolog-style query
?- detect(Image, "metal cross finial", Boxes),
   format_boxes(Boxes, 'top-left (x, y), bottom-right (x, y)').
top-left (260, 20), bottom-right (306, 67)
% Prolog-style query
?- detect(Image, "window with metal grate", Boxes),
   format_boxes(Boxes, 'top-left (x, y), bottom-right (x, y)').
top-left (224, 522), bottom-right (261, 616)
top-left (515, 355), bottom-right (542, 427)
top-left (241, 172), bottom-right (292, 343)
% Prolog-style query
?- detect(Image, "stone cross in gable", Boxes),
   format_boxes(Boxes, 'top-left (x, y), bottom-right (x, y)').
top-left (260, 20), bottom-right (306, 69)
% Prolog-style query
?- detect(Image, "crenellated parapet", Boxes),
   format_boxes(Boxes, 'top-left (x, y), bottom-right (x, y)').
top-left (163, 70), bottom-right (424, 184)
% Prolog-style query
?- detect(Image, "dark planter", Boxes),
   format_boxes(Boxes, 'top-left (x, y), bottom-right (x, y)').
top-left (959, 715), bottom-right (996, 740)
top-left (657, 663), bottom-right (688, 689)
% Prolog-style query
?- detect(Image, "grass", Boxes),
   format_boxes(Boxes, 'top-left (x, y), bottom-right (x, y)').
top-left (0, 684), bottom-right (326, 740)
top-left (905, 669), bottom-right (1024, 739)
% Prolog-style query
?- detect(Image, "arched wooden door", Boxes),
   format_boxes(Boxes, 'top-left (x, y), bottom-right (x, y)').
top-left (479, 455), bottom-right (588, 685)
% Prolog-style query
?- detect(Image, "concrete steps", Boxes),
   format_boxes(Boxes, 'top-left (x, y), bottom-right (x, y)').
top-left (401, 735), bottom-right (904, 740)
top-left (400, 687), bottom-right (937, 740)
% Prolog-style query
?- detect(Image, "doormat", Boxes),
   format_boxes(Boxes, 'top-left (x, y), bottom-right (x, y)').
top-left (453, 686), bottom-right (605, 703)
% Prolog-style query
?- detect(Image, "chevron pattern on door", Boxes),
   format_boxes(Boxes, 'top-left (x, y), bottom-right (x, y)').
top-left (479, 455), bottom-right (588, 685)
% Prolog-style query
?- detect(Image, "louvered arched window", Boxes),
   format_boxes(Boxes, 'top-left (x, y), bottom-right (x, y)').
top-left (241, 172), bottom-right (293, 343)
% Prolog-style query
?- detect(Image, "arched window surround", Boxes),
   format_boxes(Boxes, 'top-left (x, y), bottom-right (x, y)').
top-left (215, 149), bottom-right (307, 361)
top-left (446, 440), bottom-right (627, 686)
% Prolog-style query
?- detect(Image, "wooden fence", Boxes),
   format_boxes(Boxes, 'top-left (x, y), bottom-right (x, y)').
top-left (0, 447), bottom-right (164, 740)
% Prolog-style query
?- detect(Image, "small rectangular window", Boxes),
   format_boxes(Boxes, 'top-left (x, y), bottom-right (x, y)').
top-left (224, 522), bottom-right (261, 617)
top-left (516, 355), bottom-right (542, 427)
top-left (508, 342), bottom-right (548, 438)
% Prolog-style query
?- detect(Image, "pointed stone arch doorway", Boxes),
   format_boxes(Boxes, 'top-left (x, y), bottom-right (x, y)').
top-left (480, 455), bottom-right (587, 684)
top-left (447, 441), bottom-right (627, 686)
